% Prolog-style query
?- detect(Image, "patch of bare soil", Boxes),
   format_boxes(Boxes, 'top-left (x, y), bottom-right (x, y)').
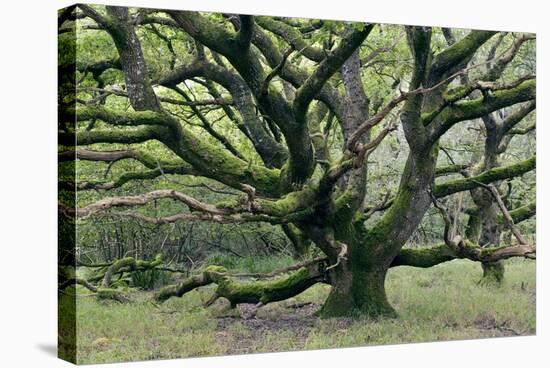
top-left (473, 314), bottom-right (524, 336)
top-left (214, 301), bottom-right (348, 354)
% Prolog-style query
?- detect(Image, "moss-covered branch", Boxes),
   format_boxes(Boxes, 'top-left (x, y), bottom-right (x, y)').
top-left (499, 202), bottom-right (536, 224)
top-left (61, 148), bottom-right (192, 171)
top-left (433, 156), bottom-right (535, 198)
top-left (435, 164), bottom-right (470, 176)
top-left (105, 6), bottom-right (162, 111)
top-left (161, 12), bottom-right (319, 187)
top-left (391, 240), bottom-right (535, 269)
top-left (155, 262), bottom-right (327, 306)
top-left (499, 101), bottom-right (536, 136)
top-left (400, 26), bottom-right (431, 151)
top-left (428, 79), bottom-right (536, 140)
top-left (73, 105), bottom-right (282, 196)
top-left (66, 255), bottom-right (166, 302)
top-left (390, 244), bottom-right (457, 268)
top-left (70, 126), bottom-right (162, 146)
top-left (251, 26), bottom-right (345, 122)
top-left (77, 165), bottom-right (196, 191)
top-left (255, 17), bottom-right (325, 62)
top-left (101, 254), bottom-right (163, 288)
top-left (159, 60), bottom-right (288, 168)
top-left (76, 106), bottom-right (182, 135)
top-left (154, 273), bottom-right (211, 302)
top-left (429, 30), bottom-right (496, 82)
top-left (78, 185), bottom-right (317, 224)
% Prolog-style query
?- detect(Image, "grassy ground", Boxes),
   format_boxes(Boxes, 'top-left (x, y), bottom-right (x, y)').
top-left (74, 258), bottom-right (535, 364)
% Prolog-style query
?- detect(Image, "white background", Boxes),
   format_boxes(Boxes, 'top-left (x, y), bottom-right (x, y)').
top-left (0, 0), bottom-right (547, 366)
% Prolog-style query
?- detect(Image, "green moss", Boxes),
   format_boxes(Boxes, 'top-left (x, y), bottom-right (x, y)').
top-left (333, 191), bottom-right (360, 228)
top-left (319, 267), bottom-right (397, 319)
top-left (391, 244), bottom-right (456, 268)
top-left (363, 186), bottom-right (413, 256)
top-left (502, 202), bottom-right (536, 224)
top-left (204, 265), bottom-right (228, 274)
top-left (258, 186), bottom-right (316, 217)
top-left (77, 106), bottom-right (166, 126)
top-left (479, 262), bottom-right (505, 286)
top-left (430, 79), bottom-right (536, 127)
top-left (211, 267), bottom-right (319, 305)
top-left (154, 274), bottom-right (212, 302)
top-left (76, 127), bottom-right (157, 145)
top-left (434, 156), bottom-right (535, 197)
top-left (430, 31), bottom-right (496, 80)
top-left (282, 224), bottom-right (311, 258)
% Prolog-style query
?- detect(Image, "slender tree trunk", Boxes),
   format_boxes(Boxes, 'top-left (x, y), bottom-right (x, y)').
top-left (479, 261), bottom-right (505, 285)
top-left (282, 223), bottom-right (311, 259)
top-left (473, 187), bottom-right (505, 286)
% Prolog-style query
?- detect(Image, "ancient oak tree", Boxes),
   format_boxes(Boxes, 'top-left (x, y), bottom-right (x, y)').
top-left (59, 6), bottom-right (536, 317)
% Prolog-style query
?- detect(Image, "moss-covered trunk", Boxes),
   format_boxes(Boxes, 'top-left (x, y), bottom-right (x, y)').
top-left (479, 261), bottom-right (505, 286)
top-left (319, 264), bottom-right (395, 318)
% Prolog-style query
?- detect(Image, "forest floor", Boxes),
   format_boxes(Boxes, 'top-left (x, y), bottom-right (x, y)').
top-left (74, 258), bottom-right (536, 364)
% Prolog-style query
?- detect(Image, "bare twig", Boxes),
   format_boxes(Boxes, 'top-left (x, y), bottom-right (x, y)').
top-left (261, 46), bottom-right (294, 95)
top-left (325, 242), bottom-right (348, 271)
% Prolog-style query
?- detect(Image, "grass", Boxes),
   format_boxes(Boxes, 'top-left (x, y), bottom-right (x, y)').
top-left (74, 258), bottom-right (535, 364)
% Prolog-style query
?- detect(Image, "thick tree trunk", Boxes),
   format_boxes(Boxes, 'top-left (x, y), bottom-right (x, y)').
top-left (319, 264), bottom-right (396, 318)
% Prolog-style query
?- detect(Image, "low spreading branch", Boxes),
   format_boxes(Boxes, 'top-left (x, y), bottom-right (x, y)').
top-left (100, 254), bottom-right (163, 288)
top-left (155, 261), bottom-right (328, 305)
top-left (63, 254), bottom-right (168, 302)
